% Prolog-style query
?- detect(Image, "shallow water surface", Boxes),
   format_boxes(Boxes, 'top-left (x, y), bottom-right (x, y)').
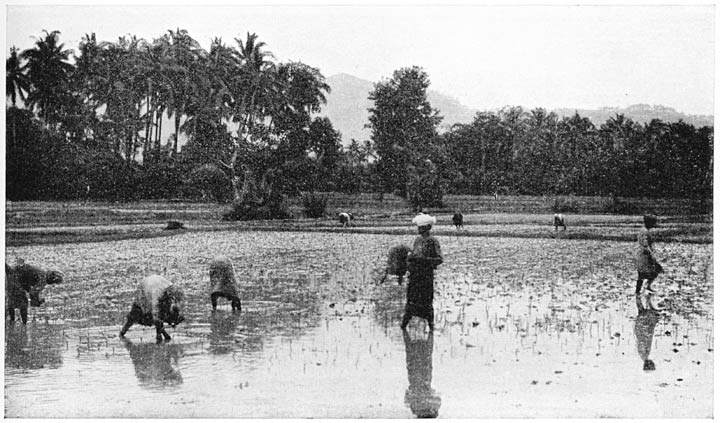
top-left (5, 232), bottom-right (713, 418)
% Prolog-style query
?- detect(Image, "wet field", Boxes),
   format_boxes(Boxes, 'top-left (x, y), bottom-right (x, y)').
top-left (5, 231), bottom-right (713, 418)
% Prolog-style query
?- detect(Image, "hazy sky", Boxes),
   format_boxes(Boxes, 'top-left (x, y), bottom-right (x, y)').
top-left (4, 4), bottom-right (716, 115)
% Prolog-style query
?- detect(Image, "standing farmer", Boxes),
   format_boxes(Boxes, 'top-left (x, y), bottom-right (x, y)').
top-left (401, 213), bottom-right (443, 331)
top-left (635, 214), bottom-right (663, 294)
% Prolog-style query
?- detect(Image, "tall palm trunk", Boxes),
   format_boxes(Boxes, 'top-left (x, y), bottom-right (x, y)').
top-left (173, 110), bottom-right (181, 156)
top-left (143, 84), bottom-right (153, 157)
top-left (229, 149), bottom-right (242, 203)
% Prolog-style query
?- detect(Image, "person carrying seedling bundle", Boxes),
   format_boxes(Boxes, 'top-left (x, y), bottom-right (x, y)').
top-left (401, 213), bottom-right (443, 331)
top-left (635, 214), bottom-right (663, 294)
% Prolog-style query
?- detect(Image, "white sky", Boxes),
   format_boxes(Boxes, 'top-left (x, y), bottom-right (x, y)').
top-left (3, 3), bottom-right (716, 115)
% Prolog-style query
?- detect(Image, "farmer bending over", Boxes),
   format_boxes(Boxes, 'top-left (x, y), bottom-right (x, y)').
top-left (401, 213), bottom-right (443, 331)
top-left (120, 275), bottom-right (185, 343)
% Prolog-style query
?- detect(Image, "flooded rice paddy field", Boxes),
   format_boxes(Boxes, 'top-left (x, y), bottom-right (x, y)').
top-left (5, 231), bottom-right (713, 418)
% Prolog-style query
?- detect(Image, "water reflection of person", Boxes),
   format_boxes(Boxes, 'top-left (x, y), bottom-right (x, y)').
top-left (634, 293), bottom-right (661, 371)
top-left (209, 311), bottom-right (240, 355)
top-left (122, 338), bottom-right (183, 386)
top-left (5, 323), bottom-right (64, 370)
top-left (403, 328), bottom-right (441, 418)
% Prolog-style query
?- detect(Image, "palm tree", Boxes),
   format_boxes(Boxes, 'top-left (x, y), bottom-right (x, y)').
top-left (6, 46), bottom-right (30, 107)
top-left (271, 62), bottom-right (330, 132)
top-left (141, 38), bottom-right (175, 156)
top-left (182, 37), bottom-right (234, 141)
top-left (224, 32), bottom-right (278, 202)
top-left (232, 32), bottom-right (277, 143)
top-left (159, 28), bottom-right (205, 156)
top-left (20, 30), bottom-right (75, 125)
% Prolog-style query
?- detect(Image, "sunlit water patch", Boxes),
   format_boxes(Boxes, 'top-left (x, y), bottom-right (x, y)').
top-left (5, 232), bottom-right (713, 417)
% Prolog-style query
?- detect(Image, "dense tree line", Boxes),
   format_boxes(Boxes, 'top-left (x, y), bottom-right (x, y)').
top-left (6, 30), bottom-right (713, 213)
top-left (443, 108), bottom-right (713, 199)
top-left (6, 29), bottom-right (348, 207)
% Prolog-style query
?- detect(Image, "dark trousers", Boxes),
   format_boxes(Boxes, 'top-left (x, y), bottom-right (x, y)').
top-left (120, 303), bottom-right (171, 343)
top-left (401, 302), bottom-right (434, 330)
top-left (211, 292), bottom-right (241, 311)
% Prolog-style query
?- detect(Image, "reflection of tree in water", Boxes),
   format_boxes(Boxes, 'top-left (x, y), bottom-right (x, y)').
top-left (634, 294), bottom-right (662, 371)
top-left (403, 329), bottom-right (441, 418)
top-left (123, 339), bottom-right (183, 387)
top-left (5, 322), bottom-right (64, 370)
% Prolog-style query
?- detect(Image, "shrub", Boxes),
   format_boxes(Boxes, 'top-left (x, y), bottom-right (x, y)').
top-left (551, 197), bottom-right (579, 213)
top-left (601, 196), bottom-right (642, 215)
top-left (405, 161), bottom-right (445, 211)
top-left (184, 164), bottom-right (232, 203)
top-left (222, 197), bottom-right (291, 221)
top-left (301, 192), bottom-right (328, 218)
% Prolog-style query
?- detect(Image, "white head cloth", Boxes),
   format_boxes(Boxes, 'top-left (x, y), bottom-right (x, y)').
top-left (412, 213), bottom-right (436, 227)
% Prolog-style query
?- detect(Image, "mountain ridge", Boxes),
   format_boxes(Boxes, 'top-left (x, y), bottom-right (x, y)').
top-left (320, 73), bottom-right (714, 146)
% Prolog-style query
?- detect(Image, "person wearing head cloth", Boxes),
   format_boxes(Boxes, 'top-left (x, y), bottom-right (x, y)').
top-left (401, 213), bottom-right (443, 331)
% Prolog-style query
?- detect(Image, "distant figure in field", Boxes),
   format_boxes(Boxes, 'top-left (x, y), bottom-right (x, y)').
top-left (401, 213), bottom-right (443, 331)
top-left (553, 213), bottom-right (567, 231)
top-left (452, 211), bottom-right (463, 230)
top-left (119, 275), bottom-right (185, 343)
top-left (635, 214), bottom-right (663, 294)
top-left (339, 212), bottom-right (354, 227)
top-left (209, 256), bottom-right (242, 312)
top-left (6, 262), bottom-right (64, 324)
top-left (165, 220), bottom-right (185, 230)
top-left (380, 244), bottom-right (412, 285)
top-left (634, 293), bottom-right (661, 371)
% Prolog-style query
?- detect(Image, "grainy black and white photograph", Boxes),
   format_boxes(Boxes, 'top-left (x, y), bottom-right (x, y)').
top-left (3, 2), bottom-right (715, 419)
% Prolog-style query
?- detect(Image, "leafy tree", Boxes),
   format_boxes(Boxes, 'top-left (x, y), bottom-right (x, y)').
top-left (6, 108), bottom-right (44, 200)
top-left (368, 66), bottom-right (443, 198)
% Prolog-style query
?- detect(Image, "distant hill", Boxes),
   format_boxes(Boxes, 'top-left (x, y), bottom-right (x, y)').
top-left (552, 104), bottom-right (714, 128)
top-left (321, 73), bottom-right (476, 146)
top-left (321, 73), bottom-right (714, 147)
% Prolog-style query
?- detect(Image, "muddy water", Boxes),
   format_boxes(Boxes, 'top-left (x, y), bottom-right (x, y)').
top-left (5, 232), bottom-right (713, 418)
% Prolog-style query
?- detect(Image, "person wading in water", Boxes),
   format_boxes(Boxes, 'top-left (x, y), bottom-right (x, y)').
top-left (401, 213), bottom-right (443, 331)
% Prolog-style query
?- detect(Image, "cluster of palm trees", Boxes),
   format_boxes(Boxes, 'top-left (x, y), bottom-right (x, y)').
top-left (442, 107), bottom-right (713, 199)
top-left (7, 29), bottom-right (336, 202)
